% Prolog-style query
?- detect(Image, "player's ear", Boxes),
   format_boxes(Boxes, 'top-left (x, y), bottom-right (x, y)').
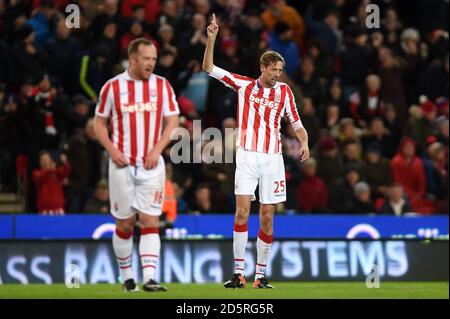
top-left (260, 64), bottom-right (265, 74)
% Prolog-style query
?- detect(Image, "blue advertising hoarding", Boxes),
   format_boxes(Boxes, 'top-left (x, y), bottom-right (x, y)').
top-left (0, 215), bottom-right (13, 239)
top-left (2, 214), bottom-right (448, 240)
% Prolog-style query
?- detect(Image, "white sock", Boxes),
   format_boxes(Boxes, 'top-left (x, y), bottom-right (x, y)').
top-left (255, 229), bottom-right (273, 280)
top-left (233, 223), bottom-right (248, 275)
top-left (140, 228), bottom-right (160, 283)
top-left (113, 228), bottom-right (134, 283)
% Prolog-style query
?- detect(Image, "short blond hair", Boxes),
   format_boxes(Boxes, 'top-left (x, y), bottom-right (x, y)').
top-left (260, 50), bottom-right (285, 67)
top-left (128, 37), bottom-right (154, 57)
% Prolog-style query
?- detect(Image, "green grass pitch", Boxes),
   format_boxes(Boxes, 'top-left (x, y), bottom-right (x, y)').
top-left (0, 282), bottom-right (448, 299)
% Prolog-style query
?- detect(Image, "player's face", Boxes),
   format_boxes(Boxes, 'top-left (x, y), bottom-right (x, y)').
top-left (131, 44), bottom-right (158, 79)
top-left (260, 61), bottom-right (283, 87)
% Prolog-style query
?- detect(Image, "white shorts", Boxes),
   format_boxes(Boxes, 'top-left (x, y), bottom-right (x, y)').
top-left (235, 148), bottom-right (286, 204)
top-left (108, 156), bottom-right (165, 220)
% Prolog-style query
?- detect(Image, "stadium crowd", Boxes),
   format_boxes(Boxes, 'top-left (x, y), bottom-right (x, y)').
top-left (0, 0), bottom-right (448, 219)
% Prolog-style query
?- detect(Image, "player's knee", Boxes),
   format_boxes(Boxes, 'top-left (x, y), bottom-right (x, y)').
top-left (116, 219), bottom-right (135, 234)
top-left (260, 210), bottom-right (273, 230)
top-left (235, 206), bottom-right (249, 222)
top-left (116, 224), bottom-right (134, 234)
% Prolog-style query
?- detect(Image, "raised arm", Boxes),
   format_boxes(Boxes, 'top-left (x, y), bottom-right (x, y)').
top-left (202, 13), bottom-right (218, 73)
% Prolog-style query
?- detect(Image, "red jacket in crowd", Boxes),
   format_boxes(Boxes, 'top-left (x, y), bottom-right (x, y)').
top-left (390, 139), bottom-right (426, 201)
top-left (296, 176), bottom-right (329, 212)
top-left (32, 163), bottom-right (71, 214)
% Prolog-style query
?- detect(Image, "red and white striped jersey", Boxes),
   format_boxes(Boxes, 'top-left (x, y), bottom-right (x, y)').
top-left (209, 66), bottom-right (303, 154)
top-left (95, 70), bottom-right (179, 166)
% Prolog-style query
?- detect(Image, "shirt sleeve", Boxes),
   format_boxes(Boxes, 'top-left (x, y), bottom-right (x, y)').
top-left (284, 85), bottom-right (304, 131)
top-left (95, 81), bottom-right (113, 118)
top-left (209, 66), bottom-right (253, 91)
top-left (162, 79), bottom-right (180, 116)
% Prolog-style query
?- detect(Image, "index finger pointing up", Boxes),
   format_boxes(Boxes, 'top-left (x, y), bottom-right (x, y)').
top-left (212, 13), bottom-right (216, 24)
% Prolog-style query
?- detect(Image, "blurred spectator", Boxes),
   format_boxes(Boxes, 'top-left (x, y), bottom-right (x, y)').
top-left (331, 163), bottom-right (361, 213)
top-left (65, 119), bottom-right (103, 213)
top-left (122, 0), bottom-right (161, 24)
top-left (27, 74), bottom-right (61, 153)
top-left (404, 97), bottom-right (438, 152)
top-left (381, 7), bottom-right (403, 49)
top-left (304, 6), bottom-right (341, 57)
top-left (323, 103), bottom-right (341, 132)
top-left (32, 151), bottom-right (71, 215)
top-left (178, 13), bottom-right (208, 67)
top-left (345, 181), bottom-right (376, 214)
top-left (307, 41), bottom-right (334, 85)
top-left (84, 179), bottom-right (109, 213)
top-left (0, 39), bottom-right (13, 83)
top-left (44, 18), bottom-right (81, 95)
top-left (201, 140), bottom-right (235, 207)
top-left (341, 139), bottom-right (362, 168)
top-left (299, 97), bottom-right (320, 148)
top-left (434, 116), bottom-right (449, 147)
top-left (333, 117), bottom-right (362, 145)
top-left (349, 74), bottom-right (385, 128)
top-left (261, 0), bottom-right (305, 48)
top-left (383, 103), bottom-right (403, 151)
top-left (178, 59), bottom-right (209, 114)
top-left (130, 4), bottom-right (154, 33)
top-left (97, 21), bottom-right (120, 65)
top-left (0, 88), bottom-right (28, 192)
top-left (155, 49), bottom-right (178, 88)
top-left (27, 0), bottom-right (59, 44)
top-left (188, 183), bottom-right (216, 214)
top-left (157, 24), bottom-right (178, 57)
top-left (422, 142), bottom-right (448, 201)
top-left (417, 55), bottom-right (449, 101)
top-left (361, 117), bottom-right (395, 158)
top-left (397, 28), bottom-right (427, 105)
top-left (296, 157), bottom-right (329, 213)
top-left (268, 21), bottom-right (299, 77)
top-left (157, 0), bottom-right (180, 30)
top-left (88, 0), bottom-right (127, 45)
top-left (74, 44), bottom-right (111, 102)
top-left (295, 55), bottom-right (322, 106)
top-left (316, 135), bottom-right (344, 187)
top-left (173, 181), bottom-right (189, 214)
top-left (391, 137), bottom-right (427, 210)
top-left (338, 27), bottom-right (371, 100)
top-left (360, 142), bottom-right (392, 200)
top-left (120, 20), bottom-right (157, 57)
top-left (283, 142), bottom-right (302, 210)
top-left (378, 183), bottom-right (413, 216)
top-left (326, 78), bottom-right (347, 117)
top-left (376, 46), bottom-right (408, 125)
top-left (12, 24), bottom-right (50, 85)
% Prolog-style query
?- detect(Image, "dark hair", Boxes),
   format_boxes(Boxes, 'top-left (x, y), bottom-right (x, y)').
top-left (195, 183), bottom-right (210, 191)
top-left (128, 37), bottom-right (154, 57)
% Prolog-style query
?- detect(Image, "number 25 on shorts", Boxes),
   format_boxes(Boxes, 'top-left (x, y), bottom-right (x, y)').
top-left (274, 181), bottom-right (285, 193)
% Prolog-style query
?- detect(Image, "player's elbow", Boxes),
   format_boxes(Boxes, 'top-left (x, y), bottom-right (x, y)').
top-left (202, 62), bottom-right (213, 73)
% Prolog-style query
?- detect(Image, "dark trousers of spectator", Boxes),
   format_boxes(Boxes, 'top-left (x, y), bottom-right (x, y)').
top-left (65, 186), bottom-right (95, 213)
top-left (0, 148), bottom-right (16, 192)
